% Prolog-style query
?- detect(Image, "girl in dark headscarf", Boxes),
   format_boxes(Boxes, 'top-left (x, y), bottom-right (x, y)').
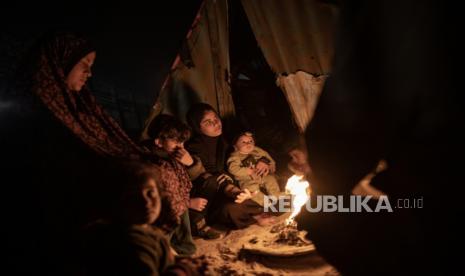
top-left (186, 103), bottom-right (274, 236)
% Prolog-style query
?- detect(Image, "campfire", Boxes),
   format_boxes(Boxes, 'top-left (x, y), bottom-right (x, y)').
top-left (271, 175), bottom-right (311, 247)
top-left (285, 175), bottom-right (310, 225)
top-left (242, 175), bottom-right (314, 257)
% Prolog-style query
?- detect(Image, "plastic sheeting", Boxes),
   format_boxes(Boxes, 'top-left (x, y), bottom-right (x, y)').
top-left (142, 0), bottom-right (337, 138)
top-left (241, 0), bottom-right (337, 75)
top-left (141, 0), bottom-right (234, 140)
top-left (277, 71), bottom-right (326, 132)
top-left (242, 0), bottom-right (337, 131)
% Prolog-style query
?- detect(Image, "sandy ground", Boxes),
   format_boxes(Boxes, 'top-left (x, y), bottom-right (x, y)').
top-left (192, 215), bottom-right (340, 276)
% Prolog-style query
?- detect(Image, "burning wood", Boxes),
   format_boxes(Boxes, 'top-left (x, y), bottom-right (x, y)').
top-left (270, 221), bottom-right (309, 247)
top-left (240, 175), bottom-right (314, 257)
top-left (242, 216), bottom-right (315, 257)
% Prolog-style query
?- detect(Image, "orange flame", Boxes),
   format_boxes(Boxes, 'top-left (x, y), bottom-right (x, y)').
top-left (285, 175), bottom-right (310, 225)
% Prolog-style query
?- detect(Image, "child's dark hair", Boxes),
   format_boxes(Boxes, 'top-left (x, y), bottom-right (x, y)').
top-left (232, 130), bottom-right (254, 145)
top-left (147, 114), bottom-right (191, 142)
top-left (101, 159), bottom-right (161, 209)
top-left (282, 134), bottom-right (306, 153)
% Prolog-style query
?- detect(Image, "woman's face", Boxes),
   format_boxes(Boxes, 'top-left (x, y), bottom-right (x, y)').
top-left (200, 110), bottom-right (222, 137)
top-left (65, 51), bottom-right (96, 92)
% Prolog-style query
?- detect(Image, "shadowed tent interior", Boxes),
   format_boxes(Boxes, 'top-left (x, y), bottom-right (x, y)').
top-left (2, 0), bottom-right (459, 274)
top-left (141, 0), bottom-right (338, 145)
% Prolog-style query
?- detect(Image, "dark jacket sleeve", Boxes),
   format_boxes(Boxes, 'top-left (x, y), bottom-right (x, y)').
top-left (123, 226), bottom-right (174, 276)
top-left (186, 156), bottom-right (206, 181)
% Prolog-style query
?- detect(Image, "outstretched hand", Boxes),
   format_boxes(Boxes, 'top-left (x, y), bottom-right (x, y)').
top-left (235, 188), bottom-right (258, 204)
top-left (189, 197), bottom-right (208, 211)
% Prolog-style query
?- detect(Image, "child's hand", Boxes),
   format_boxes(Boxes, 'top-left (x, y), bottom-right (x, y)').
top-left (269, 163), bottom-right (276, 173)
top-left (173, 147), bottom-right (194, 166)
top-left (235, 188), bottom-right (258, 204)
top-left (250, 170), bottom-right (260, 181)
top-left (255, 161), bottom-right (270, 177)
top-left (246, 166), bottom-right (255, 176)
top-left (189, 198), bottom-right (208, 211)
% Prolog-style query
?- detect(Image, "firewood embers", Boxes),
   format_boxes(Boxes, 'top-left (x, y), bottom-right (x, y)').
top-left (242, 221), bottom-right (315, 257)
top-left (273, 222), bottom-right (308, 247)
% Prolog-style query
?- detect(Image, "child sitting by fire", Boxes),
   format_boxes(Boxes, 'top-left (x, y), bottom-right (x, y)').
top-left (227, 131), bottom-right (282, 206)
top-left (81, 160), bottom-right (206, 275)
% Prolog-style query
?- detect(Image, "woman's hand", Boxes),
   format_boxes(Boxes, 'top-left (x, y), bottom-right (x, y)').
top-left (173, 148), bottom-right (194, 166)
top-left (235, 188), bottom-right (258, 204)
top-left (255, 161), bottom-right (270, 177)
top-left (189, 198), bottom-right (208, 211)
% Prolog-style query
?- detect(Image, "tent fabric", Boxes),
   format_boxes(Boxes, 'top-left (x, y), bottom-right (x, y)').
top-left (277, 71), bottom-right (326, 132)
top-left (157, 0), bottom-right (233, 119)
top-left (241, 0), bottom-right (337, 76)
top-left (141, 0), bottom-right (337, 138)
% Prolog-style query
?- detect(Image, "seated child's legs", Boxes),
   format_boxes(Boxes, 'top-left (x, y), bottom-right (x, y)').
top-left (189, 175), bottom-right (224, 239)
top-left (242, 175), bottom-right (281, 206)
top-left (213, 199), bottom-right (263, 229)
top-left (262, 174), bottom-right (281, 197)
top-left (169, 211), bottom-right (196, 256)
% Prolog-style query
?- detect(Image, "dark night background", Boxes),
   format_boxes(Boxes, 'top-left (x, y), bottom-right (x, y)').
top-left (1, 0), bottom-right (204, 136)
top-left (2, 1), bottom-right (464, 275)
top-left (1, 2), bottom-right (206, 273)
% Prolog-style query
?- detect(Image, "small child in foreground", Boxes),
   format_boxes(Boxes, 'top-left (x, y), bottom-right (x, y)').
top-left (81, 160), bottom-right (206, 275)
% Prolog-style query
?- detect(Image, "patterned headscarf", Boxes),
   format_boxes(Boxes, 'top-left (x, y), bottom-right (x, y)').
top-left (32, 32), bottom-right (146, 158)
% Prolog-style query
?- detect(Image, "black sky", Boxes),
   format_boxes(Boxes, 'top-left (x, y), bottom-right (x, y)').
top-left (2, 0), bottom-right (203, 104)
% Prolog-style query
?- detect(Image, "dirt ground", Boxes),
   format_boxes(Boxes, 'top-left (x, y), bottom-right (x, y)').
top-left (193, 215), bottom-right (340, 276)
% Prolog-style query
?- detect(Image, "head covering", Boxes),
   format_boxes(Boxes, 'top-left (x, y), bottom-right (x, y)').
top-left (185, 103), bottom-right (229, 173)
top-left (146, 114), bottom-right (190, 142)
top-left (185, 102), bottom-right (217, 135)
top-left (31, 32), bottom-right (145, 158)
top-left (62, 36), bottom-right (95, 77)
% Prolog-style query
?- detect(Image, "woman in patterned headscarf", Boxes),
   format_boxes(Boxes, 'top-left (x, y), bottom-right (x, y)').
top-left (30, 32), bottom-right (145, 157)
top-left (3, 32), bottom-right (153, 274)
top-left (11, 32), bottom-right (208, 273)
